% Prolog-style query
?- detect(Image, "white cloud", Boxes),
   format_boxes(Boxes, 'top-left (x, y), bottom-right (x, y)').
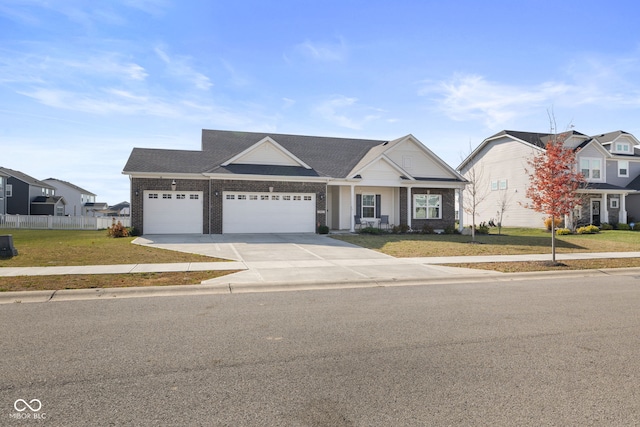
top-left (294, 37), bottom-right (348, 62)
top-left (154, 46), bottom-right (212, 90)
top-left (314, 95), bottom-right (382, 130)
top-left (421, 74), bottom-right (575, 128)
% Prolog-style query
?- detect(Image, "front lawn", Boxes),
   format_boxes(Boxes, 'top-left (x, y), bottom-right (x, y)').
top-left (0, 229), bottom-right (225, 267)
top-left (0, 229), bottom-right (235, 291)
top-left (333, 228), bottom-right (640, 257)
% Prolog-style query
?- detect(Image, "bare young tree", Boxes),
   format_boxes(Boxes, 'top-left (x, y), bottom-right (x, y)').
top-left (495, 188), bottom-right (513, 235)
top-left (461, 143), bottom-right (490, 242)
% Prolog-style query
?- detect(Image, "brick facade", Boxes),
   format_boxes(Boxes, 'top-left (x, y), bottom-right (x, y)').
top-left (131, 177), bottom-right (327, 234)
top-left (398, 187), bottom-right (455, 230)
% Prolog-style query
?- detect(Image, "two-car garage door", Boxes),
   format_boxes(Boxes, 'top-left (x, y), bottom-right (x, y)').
top-left (223, 192), bottom-right (315, 233)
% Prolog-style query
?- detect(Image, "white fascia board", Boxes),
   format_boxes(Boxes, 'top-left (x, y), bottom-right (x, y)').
top-left (386, 134), bottom-right (467, 181)
top-left (458, 133), bottom-right (545, 171)
top-left (123, 172), bottom-right (209, 180)
top-left (349, 154), bottom-right (415, 180)
top-left (205, 173), bottom-right (329, 183)
top-left (221, 136), bottom-right (312, 169)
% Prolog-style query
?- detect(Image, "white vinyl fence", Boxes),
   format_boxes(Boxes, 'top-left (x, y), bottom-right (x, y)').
top-left (0, 215), bottom-right (131, 230)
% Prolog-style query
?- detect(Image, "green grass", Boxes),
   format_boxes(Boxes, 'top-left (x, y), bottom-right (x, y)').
top-left (0, 229), bottom-right (235, 291)
top-left (0, 229), bottom-right (225, 267)
top-left (333, 228), bottom-right (640, 258)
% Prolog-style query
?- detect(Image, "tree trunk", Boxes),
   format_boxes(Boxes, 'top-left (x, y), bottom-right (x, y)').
top-left (551, 214), bottom-right (556, 263)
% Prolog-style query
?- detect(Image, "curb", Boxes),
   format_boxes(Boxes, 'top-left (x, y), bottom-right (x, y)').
top-left (3, 267), bottom-right (639, 304)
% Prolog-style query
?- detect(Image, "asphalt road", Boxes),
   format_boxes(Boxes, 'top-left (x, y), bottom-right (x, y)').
top-left (2, 276), bottom-right (640, 426)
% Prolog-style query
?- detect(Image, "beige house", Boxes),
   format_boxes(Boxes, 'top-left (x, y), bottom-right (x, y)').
top-left (458, 130), bottom-right (640, 228)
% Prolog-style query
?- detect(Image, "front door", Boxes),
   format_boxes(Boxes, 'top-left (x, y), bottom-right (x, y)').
top-left (591, 200), bottom-right (601, 226)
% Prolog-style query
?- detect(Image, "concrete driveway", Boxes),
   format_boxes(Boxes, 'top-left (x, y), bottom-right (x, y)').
top-left (134, 233), bottom-right (491, 288)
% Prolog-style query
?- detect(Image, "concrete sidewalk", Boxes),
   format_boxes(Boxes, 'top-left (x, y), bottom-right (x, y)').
top-left (2, 231), bottom-right (640, 304)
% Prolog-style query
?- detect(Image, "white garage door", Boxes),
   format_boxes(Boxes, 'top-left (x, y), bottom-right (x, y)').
top-left (143, 191), bottom-right (203, 234)
top-left (223, 192), bottom-right (315, 233)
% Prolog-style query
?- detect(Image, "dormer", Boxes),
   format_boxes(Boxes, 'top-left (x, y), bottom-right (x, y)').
top-left (611, 138), bottom-right (633, 155)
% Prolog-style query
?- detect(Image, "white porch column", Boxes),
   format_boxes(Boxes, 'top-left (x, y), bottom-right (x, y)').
top-left (602, 193), bottom-right (609, 225)
top-left (457, 188), bottom-right (464, 232)
top-left (350, 184), bottom-right (356, 232)
top-left (621, 193), bottom-right (628, 224)
top-left (406, 186), bottom-right (412, 230)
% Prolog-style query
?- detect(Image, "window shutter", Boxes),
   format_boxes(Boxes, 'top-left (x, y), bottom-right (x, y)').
top-left (375, 194), bottom-right (381, 218)
top-left (356, 194), bottom-right (362, 217)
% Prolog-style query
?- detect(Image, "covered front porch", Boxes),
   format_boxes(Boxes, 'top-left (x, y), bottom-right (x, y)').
top-left (325, 183), bottom-right (464, 232)
top-left (574, 188), bottom-right (631, 227)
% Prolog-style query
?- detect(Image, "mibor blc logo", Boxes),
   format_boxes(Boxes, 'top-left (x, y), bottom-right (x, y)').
top-left (10, 399), bottom-right (46, 420)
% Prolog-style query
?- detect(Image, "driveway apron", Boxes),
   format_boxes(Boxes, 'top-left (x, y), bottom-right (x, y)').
top-left (134, 234), bottom-right (490, 287)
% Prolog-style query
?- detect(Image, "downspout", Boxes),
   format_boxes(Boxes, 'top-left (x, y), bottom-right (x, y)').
top-left (208, 178), bottom-right (212, 235)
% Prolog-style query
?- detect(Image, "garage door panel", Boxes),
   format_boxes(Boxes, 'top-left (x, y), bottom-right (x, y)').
top-left (143, 191), bottom-right (203, 234)
top-left (223, 192), bottom-right (315, 233)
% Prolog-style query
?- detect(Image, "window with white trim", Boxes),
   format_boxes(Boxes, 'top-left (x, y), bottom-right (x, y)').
top-left (5, 184), bottom-right (11, 197)
top-left (362, 194), bottom-right (375, 218)
top-left (249, 195), bottom-right (257, 200)
top-left (162, 194), bottom-right (172, 199)
top-left (610, 198), bottom-right (619, 209)
top-left (261, 195), bottom-right (269, 200)
top-left (283, 195), bottom-right (291, 200)
top-left (615, 142), bottom-right (631, 153)
top-left (272, 195), bottom-right (279, 200)
top-left (176, 194), bottom-right (186, 199)
top-left (226, 194), bottom-right (235, 200)
top-left (190, 194), bottom-right (199, 200)
top-left (304, 195), bottom-right (312, 201)
top-left (618, 160), bottom-right (629, 177)
top-left (414, 194), bottom-right (441, 219)
top-left (580, 158), bottom-right (602, 180)
top-left (293, 195), bottom-right (302, 201)
top-left (148, 193), bottom-right (158, 199)
top-left (238, 195), bottom-right (246, 200)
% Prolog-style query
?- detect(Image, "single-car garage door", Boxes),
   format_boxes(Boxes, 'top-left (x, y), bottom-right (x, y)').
top-left (143, 191), bottom-right (203, 234)
top-left (223, 192), bottom-right (315, 233)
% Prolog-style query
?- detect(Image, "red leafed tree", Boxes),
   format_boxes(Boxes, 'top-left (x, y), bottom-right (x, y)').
top-left (524, 135), bottom-right (585, 263)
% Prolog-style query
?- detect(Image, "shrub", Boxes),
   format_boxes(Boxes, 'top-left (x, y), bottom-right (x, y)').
top-left (107, 221), bottom-right (129, 238)
top-left (392, 224), bottom-right (410, 234)
top-left (128, 227), bottom-right (141, 237)
top-left (475, 224), bottom-right (490, 235)
top-left (317, 225), bottom-right (329, 234)
top-left (421, 224), bottom-right (435, 234)
top-left (616, 223), bottom-right (631, 231)
top-left (633, 223), bottom-right (640, 231)
top-left (544, 216), bottom-right (563, 231)
top-left (600, 222), bottom-right (614, 230)
top-left (444, 225), bottom-right (459, 235)
top-left (576, 225), bottom-right (600, 234)
top-left (556, 228), bottom-right (572, 235)
top-left (359, 226), bottom-right (383, 235)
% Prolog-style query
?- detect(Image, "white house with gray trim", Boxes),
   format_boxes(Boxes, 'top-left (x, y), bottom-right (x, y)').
top-left (458, 130), bottom-right (640, 228)
top-left (123, 130), bottom-right (467, 235)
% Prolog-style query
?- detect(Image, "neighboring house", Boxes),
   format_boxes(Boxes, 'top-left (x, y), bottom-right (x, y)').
top-left (0, 167), bottom-right (63, 215)
top-left (31, 196), bottom-right (66, 216)
top-left (43, 178), bottom-right (97, 216)
top-left (83, 202), bottom-right (110, 216)
top-left (123, 130), bottom-right (467, 235)
top-left (458, 130), bottom-right (640, 228)
top-left (0, 170), bottom-right (8, 215)
top-left (109, 201), bottom-right (130, 216)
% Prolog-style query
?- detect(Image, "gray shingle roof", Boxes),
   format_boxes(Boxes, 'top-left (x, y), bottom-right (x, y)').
top-left (44, 178), bottom-right (96, 196)
top-left (0, 167), bottom-right (56, 189)
top-left (124, 130), bottom-right (387, 178)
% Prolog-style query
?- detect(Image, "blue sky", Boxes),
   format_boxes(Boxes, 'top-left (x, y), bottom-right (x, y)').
top-left (2, 0), bottom-right (640, 205)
